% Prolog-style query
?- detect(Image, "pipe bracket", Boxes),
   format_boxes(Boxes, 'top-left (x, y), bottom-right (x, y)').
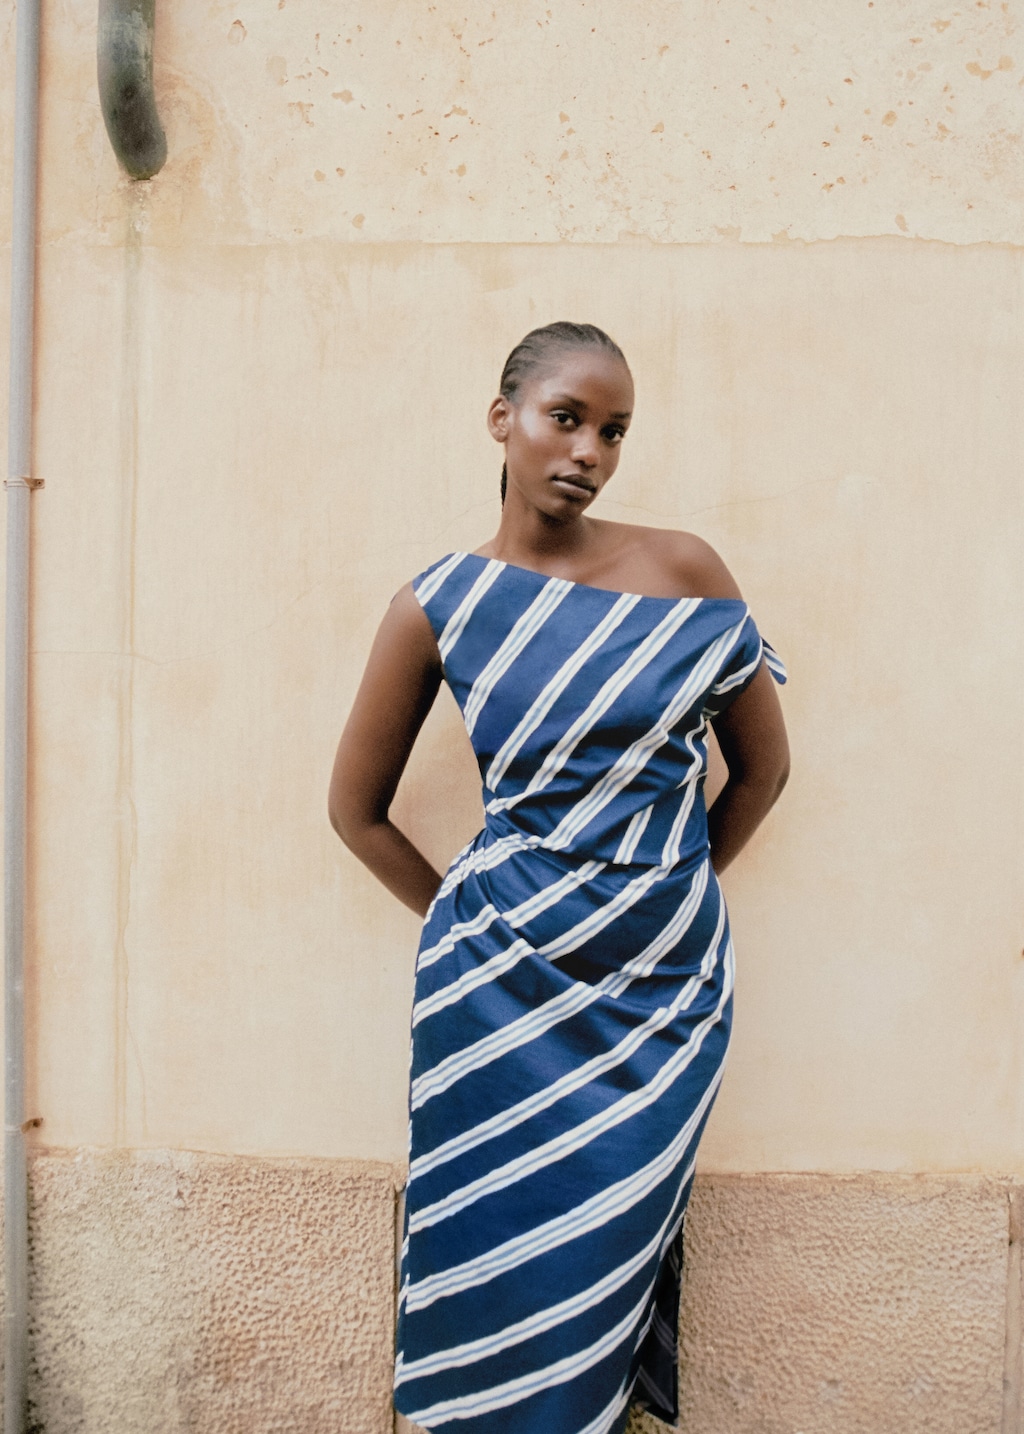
top-left (3, 479), bottom-right (43, 490)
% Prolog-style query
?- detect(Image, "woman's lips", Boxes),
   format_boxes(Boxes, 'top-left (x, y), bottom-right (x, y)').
top-left (551, 475), bottom-right (595, 498)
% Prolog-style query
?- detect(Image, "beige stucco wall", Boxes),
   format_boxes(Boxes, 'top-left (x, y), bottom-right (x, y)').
top-left (2, 0), bottom-right (1024, 1428)
top-left (19, 232), bottom-right (1024, 1172)
top-left (5, 0), bottom-right (1024, 1173)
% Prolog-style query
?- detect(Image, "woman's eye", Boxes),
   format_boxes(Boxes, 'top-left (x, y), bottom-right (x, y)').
top-left (602, 426), bottom-right (625, 443)
top-left (552, 411), bottom-right (577, 427)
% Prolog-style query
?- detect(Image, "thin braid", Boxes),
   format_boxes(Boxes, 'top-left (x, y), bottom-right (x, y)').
top-left (497, 322), bottom-right (628, 503)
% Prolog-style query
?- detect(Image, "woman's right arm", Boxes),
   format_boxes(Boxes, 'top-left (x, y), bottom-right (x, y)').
top-left (328, 583), bottom-right (445, 918)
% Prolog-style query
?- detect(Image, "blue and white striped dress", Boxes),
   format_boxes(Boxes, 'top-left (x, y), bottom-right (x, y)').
top-left (395, 551), bottom-right (786, 1434)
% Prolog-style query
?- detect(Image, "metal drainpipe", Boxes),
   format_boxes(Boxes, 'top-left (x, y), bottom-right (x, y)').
top-left (2, 1), bottom-right (165, 1422)
top-left (98, 0), bottom-right (167, 180)
top-left (5, 0), bottom-right (43, 1424)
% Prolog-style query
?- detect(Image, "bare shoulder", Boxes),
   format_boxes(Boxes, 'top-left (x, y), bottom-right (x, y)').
top-left (628, 525), bottom-right (743, 601)
top-left (389, 579), bottom-right (430, 620)
top-left (376, 581), bottom-right (442, 664)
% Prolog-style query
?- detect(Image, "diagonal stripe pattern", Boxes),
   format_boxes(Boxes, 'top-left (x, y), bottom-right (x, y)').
top-left (396, 553), bottom-right (787, 1434)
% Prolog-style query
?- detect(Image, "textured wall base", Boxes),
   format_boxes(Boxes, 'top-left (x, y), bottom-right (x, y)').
top-left (7, 1155), bottom-right (1021, 1433)
top-left (674, 1174), bottom-right (1018, 1434)
top-left (26, 1149), bottom-right (400, 1434)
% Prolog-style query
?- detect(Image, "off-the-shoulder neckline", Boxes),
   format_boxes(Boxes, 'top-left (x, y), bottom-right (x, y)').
top-left (448, 551), bottom-right (749, 607)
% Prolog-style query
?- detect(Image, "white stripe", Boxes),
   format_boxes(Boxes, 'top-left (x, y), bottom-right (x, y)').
top-left (622, 1302), bottom-right (661, 1417)
top-left (463, 578), bottom-right (572, 737)
top-left (399, 1165), bottom-right (688, 1384)
top-left (711, 636), bottom-right (786, 694)
top-left (404, 1024), bottom-right (728, 1313)
top-left (396, 1177), bottom-right (686, 1384)
top-left (484, 593), bottom-right (641, 792)
top-left (418, 905), bottom-right (502, 972)
top-left (650, 1305), bottom-right (676, 1355)
top-left (414, 862), bottom-right (606, 1012)
top-left (421, 835), bottom-right (475, 924)
top-left (396, 1222), bottom-right (664, 1386)
top-left (711, 652), bottom-right (759, 695)
top-left (569, 1203), bottom-right (691, 1434)
top-left (489, 599), bottom-right (699, 815)
top-left (659, 718), bottom-right (710, 867)
top-left (411, 976), bottom-right (604, 1111)
top-left (544, 620), bottom-right (744, 851)
top-left (438, 559), bottom-right (505, 662)
top-left (613, 804), bottom-right (652, 866)
top-left (406, 1286), bottom-right (650, 1425)
top-left (411, 861), bottom-right (711, 1108)
top-left (634, 1364), bottom-right (664, 1404)
top-left (604, 861), bottom-right (710, 996)
top-left (505, 859), bottom-right (605, 925)
top-left (574, 1383), bottom-right (633, 1434)
top-left (537, 863), bottom-right (671, 960)
top-left (434, 831), bottom-right (538, 902)
top-left (413, 939), bottom-right (534, 1025)
top-left (660, 775), bottom-right (699, 869)
top-left (409, 878), bottom-right (717, 1182)
top-left (764, 639), bottom-right (787, 682)
top-left (409, 902), bottom-right (729, 1232)
top-left (413, 550), bottom-right (468, 607)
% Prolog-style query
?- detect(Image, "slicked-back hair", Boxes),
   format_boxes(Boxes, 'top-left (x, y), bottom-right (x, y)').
top-left (497, 322), bottom-right (629, 502)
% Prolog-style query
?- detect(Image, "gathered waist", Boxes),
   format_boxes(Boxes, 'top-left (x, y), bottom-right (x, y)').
top-left (477, 804), bottom-right (710, 879)
top-left (421, 820), bottom-right (723, 987)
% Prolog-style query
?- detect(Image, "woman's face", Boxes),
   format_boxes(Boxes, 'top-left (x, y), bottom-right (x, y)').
top-left (489, 348), bottom-right (634, 520)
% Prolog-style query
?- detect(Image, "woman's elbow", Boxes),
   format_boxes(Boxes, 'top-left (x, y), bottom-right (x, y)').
top-left (762, 744), bottom-right (790, 808)
top-left (328, 783), bottom-right (385, 855)
top-left (734, 750), bottom-right (789, 808)
top-left (774, 752), bottom-right (791, 799)
top-left (327, 792), bottom-right (349, 845)
top-left (327, 785), bottom-right (361, 850)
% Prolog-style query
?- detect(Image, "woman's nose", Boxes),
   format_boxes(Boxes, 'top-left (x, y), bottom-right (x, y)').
top-left (571, 428), bottom-right (600, 467)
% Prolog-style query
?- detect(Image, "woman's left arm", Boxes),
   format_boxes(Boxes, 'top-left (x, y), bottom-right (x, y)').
top-left (707, 663), bottom-right (790, 873)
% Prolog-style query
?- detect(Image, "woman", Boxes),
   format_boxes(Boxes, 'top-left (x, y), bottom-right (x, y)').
top-left (329, 322), bottom-right (789, 1434)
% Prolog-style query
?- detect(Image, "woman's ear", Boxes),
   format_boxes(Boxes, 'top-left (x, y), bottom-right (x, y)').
top-left (487, 395), bottom-right (511, 443)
